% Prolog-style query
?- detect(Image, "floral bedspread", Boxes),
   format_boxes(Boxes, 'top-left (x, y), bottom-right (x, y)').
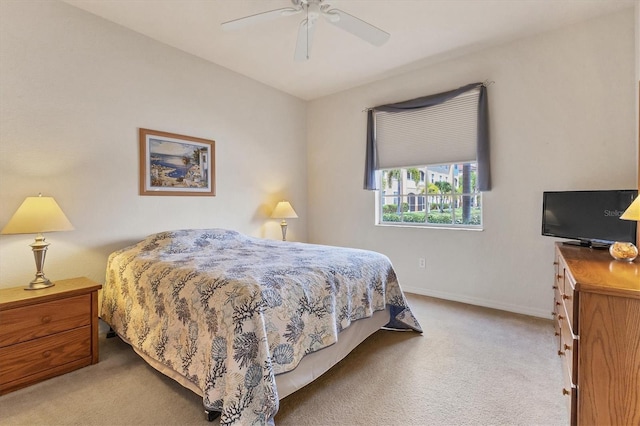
top-left (101, 229), bottom-right (422, 425)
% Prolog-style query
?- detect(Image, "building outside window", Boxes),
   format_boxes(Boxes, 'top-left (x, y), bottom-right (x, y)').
top-left (378, 162), bottom-right (482, 228)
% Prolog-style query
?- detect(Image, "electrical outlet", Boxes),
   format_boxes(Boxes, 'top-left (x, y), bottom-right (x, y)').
top-left (418, 258), bottom-right (426, 268)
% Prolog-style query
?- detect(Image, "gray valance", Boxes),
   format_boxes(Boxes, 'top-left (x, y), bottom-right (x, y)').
top-left (363, 82), bottom-right (491, 191)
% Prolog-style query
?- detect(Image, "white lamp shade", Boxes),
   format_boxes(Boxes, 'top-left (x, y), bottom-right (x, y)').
top-left (1, 196), bottom-right (74, 235)
top-left (271, 201), bottom-right (298, 219)
top-left (620, 195), bottom-right (640, 221)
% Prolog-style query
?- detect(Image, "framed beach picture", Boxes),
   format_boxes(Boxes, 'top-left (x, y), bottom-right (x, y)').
top-left (139, 128), bottom-right (215, 196)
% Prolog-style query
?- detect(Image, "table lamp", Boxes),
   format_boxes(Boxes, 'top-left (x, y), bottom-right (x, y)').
top-left (271, 201), bottom-right (298, 241)
top-left (620, 194), bottom-right (640, 222)
top-left (610, 194), bottom-right (640, 262)
top-left (1, 194), bottom-right (74, 289)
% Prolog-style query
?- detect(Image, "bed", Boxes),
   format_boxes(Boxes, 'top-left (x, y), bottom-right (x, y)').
top-left (100, 228), bottom-right (422, 425)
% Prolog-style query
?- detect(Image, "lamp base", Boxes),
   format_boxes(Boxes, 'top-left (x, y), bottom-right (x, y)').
top-left (609, 241), bottom-right (638, 262)
top-left (25, 233), bottom-right (54, 290)
top-left (25, 276), bottom-right (55, 290)
top-left (280, 220), bottom-right (288, 241)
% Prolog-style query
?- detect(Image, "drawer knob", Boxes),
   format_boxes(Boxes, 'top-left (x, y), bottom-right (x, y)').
top-left (552, 285), bottom-right (558, 290)
top-left (562, 294), bottom-right (571, 300)
top-left (558, 315), bottom-right (564, 320)
top-left (562, 388), bottom-right (571, 396)
top-left (41, 315), bottom-right (52, 324)
top-left (564, 344), bottom-right (572, 351)
top-left (42, 350), bottom-right (52, 358)
top-left (558, 350), bottom-right (565, 356)
top-left (557, 274), bottom-right (563, 280)
top-left (554, 331), bottom-right (560, 336)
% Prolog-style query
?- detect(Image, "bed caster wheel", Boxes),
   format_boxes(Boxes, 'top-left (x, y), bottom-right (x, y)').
top-left (205, 410), bottom-right (220, 422)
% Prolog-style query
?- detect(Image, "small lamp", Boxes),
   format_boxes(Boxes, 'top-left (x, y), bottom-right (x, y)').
top-left (271, 201), bottom-right (298, 241)
top-left (1, 194), bottom-right (74, 290)
top-left (609, 195), bottom-right (640, 262)
top-left (620, 194), bottom-right (640, 221)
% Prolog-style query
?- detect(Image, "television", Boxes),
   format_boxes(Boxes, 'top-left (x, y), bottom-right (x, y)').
top-left (542, 189), bottom-right (637, 247)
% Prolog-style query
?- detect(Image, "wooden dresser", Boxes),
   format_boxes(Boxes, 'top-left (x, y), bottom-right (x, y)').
top-left (0, 277), bottom-right (102, 395)
top-left (553, 243), bottom-right (640, 425)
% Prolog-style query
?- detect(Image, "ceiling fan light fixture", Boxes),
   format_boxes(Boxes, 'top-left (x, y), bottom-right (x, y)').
top-left (307, 1), bottom-right (321, 20)
top-left (222, 0), bottom-right (390, 59)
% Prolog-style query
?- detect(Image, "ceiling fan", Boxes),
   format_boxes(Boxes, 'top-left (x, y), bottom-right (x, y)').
top-left (221, 0), bottom-right (390, 61)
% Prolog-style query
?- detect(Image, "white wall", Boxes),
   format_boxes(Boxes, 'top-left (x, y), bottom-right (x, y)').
top-left (307, 9), bottom-right (637, 318)
top-left (0, 0), bottom-right (307, 288)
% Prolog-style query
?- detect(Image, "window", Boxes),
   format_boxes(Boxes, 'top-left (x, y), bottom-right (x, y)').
top-left (379, 163), bottom-right (482, 228)
top-left (364, 82), bottom-right (490, 229)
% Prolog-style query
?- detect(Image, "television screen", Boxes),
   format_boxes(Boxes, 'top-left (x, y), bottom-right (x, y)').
top-left (542, 190), bottom-right (637, 246)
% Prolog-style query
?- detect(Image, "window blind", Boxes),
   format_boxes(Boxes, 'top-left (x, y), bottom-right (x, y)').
top-left (375, 87), bottom-right (480, 169)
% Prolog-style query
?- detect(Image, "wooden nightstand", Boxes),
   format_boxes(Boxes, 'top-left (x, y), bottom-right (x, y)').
top-left (0, 277), bottom-right (102, 395)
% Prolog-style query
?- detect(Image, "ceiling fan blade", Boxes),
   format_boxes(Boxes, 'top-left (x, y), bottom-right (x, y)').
top-left (323, 9), bottom-right (390, 46)
top-left (294, 18), bottom-right (316, 61)
top-left (221, 7), bottom-right (301, 31)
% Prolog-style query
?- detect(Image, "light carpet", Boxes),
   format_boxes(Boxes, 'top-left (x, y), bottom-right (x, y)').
top-left (0, 294), bottom-right (568, 425)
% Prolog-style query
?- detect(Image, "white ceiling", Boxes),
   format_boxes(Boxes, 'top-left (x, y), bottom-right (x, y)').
top-left (62, 0), bottom-right (636, 101)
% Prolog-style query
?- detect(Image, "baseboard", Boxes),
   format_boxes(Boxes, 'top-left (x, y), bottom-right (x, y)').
top-left (402, 285), bottom-right (552, 319)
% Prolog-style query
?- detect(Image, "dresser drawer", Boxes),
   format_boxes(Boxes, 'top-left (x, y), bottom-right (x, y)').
top-left (561, 291), bottom-right (577, 337)
top-left (560, 317), bottom-right (577, 381)
top-left (553, 286), bottom-right (562, 351)
top-left (554, 259), bottom-right (564, 294)
top-left (560, 315), bottom-right (578, 426)
top-left (556, 256), bottom-right (566, 291)
top-left (0, 294), bottom-right (91, 347)
top-left (0, 326), bottom-right (91, 385)
top-left (562, 373), bottom-right (577, 426)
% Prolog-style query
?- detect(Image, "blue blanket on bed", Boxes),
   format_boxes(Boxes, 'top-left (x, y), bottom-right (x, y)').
top-left (101, 229), bottom-right (422, 425)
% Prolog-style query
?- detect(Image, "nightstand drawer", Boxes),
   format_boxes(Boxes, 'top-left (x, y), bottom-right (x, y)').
top-left (0, 294), bottom-right (91, 347)
top-left (0, 326), bottom-right (91, 385)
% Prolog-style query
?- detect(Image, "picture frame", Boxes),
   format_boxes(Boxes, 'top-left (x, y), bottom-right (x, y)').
top-left (139, 128), bottom-right (215, 196)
